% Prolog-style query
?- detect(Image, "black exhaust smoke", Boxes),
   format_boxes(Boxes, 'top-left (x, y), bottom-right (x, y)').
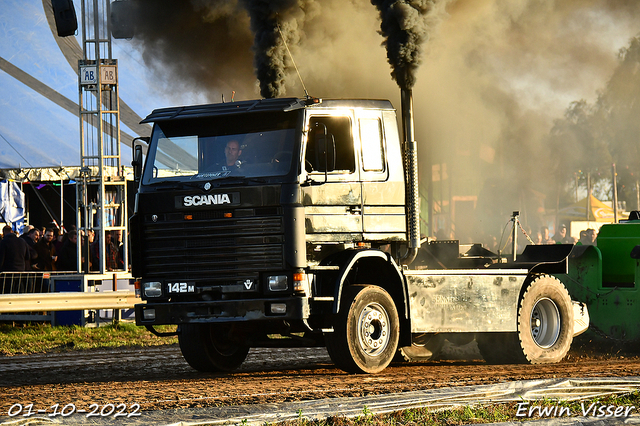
top-left (370, 0), bottom-right (435, 90)
top-left (239, 0), bottom-right (301, 98)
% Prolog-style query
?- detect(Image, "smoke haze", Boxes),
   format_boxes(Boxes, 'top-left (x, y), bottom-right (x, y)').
top-left (125, 0), bottom-right (640, 240)
top-left (412, 0), bottom-right (640, 240)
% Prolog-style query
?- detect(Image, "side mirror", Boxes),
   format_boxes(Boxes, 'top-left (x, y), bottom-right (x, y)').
top-left (313, 123), bottom-right (336, 175)
top-left (132, 137), bottom-right (149, 183)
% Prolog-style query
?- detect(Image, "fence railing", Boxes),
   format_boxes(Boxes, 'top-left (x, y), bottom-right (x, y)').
top-left (0, 272), bottom-right (53, 294)
top-left (0, 291), bottom-right (139, 313)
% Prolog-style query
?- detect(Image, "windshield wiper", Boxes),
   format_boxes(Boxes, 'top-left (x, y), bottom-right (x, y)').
top-left (208, 176), bottom-right (248, 187)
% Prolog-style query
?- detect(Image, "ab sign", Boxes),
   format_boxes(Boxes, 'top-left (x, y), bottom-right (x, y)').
top-left (79, 65), bottom-right (117, 85)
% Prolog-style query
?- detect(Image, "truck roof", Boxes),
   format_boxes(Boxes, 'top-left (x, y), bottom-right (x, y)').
top-left (140, 97), bottom-right (395, 123)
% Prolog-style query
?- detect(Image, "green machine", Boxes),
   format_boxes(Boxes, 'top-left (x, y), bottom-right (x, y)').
top-left (562, 213), bottom-right (640, 345)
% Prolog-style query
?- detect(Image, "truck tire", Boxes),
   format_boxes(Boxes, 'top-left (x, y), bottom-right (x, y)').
top-left (477, 275), bottom-right (573, 364)
top-left (178, 323), bottom-right (250, 372)
top-left (325, 285), bottom-right (399, 374)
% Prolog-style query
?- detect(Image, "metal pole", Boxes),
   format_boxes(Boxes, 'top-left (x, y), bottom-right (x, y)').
top-left (587, 172), bottom-right (591, 221)
top-left (112, 272), bottom-right (120, 324)
top-left (511, 211), bottom-right (519, 262)
top-left (612, 163), bottom-right (618, 223)
top-left (60, 176), bottom-right (63, 229)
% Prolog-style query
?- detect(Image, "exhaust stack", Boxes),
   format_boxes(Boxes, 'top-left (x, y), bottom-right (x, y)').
top-left (400, 89), bottom-right (420, 265)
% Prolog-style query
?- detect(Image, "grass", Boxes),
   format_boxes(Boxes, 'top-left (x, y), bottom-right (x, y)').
top-left (277, 391), bottom-right (640, 425)
top-left (0, 322), bottom-right (177, 355)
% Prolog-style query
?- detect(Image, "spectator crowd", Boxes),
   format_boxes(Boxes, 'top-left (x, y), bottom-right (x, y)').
top-left (0, 224), bottom-right (124, 273)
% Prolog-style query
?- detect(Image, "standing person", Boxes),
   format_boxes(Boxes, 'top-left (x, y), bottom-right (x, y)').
top-left (35, 228), bottom-right (57, 271)
top-left (53, 227), bottom-right (64, 255)
top-left (91, 231), bottom-right (118, 271)
top-left (21, 227), bottom-right (39, 270)
top-left (86, 230), bottom-right (97, 271)
top-left (534, 230), bottom-right (543, 245)
top-left (113, 230), bottom-right (124, 270)
top-left (552, 224), bottom-right (569, 244)
top-left (540, 226), bottom-right (553, 244)
top-left (0, 225), bottom-right (30, 272)
top-left (105, 231), bottom-right (118, 271)
top-left (57, 230), bottom-right (78, 272)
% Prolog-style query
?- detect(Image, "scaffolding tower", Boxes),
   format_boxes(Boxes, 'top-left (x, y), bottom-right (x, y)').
top-left (77, 0), bottom-right (128, 275)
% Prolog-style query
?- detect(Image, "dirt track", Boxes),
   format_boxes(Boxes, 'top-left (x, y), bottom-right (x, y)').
top-left (1, 338), bottom-right (639, 418)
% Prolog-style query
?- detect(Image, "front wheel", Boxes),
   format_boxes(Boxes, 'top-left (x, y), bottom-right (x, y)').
top-left (178, 323), bottom-right (250, 372)
top-left (325, 285), bottom-right (400, 373)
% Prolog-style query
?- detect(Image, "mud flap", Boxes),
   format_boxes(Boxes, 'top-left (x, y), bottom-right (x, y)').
top-left (572, 301), bottom-right (589, 336)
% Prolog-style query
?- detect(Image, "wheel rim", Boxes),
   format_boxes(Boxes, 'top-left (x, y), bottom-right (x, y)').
top-left (209, 326), bottom-right (240, 356)
top-left (530, 297), bottom-right (561, 348)
top-left (357, 302), bottom-right (390, 356)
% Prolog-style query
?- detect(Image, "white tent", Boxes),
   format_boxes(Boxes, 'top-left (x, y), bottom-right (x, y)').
top-left (0, 0), bottom-right (201, 170)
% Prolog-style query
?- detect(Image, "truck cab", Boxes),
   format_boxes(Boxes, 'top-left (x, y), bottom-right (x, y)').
top-left (132, 98), bottom-right (410, 372)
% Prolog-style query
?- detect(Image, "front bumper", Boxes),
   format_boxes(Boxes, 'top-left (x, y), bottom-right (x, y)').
top-left (135, 296), bottom-right (311, 325)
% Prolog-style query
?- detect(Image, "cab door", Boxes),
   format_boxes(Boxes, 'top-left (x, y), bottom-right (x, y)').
top-left (357, 109), bottom-right (406, 242)
top-left (301, 111), bottom-right (363, 242)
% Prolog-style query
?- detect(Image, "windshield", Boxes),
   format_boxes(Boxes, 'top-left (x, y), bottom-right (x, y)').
top-left (142, 111), bottom-right (299, 184)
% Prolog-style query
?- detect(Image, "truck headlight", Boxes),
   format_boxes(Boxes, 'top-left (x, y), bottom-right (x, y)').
top-left (268, 275), bottom-right (288, 291)
top-left (143, 281), bottom-right (163, 297)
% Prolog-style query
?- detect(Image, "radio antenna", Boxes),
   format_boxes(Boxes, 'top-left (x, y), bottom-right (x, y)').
top-left (277, 23), bottom-right (309, 98)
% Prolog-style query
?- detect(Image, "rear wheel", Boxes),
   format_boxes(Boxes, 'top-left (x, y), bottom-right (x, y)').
top-left (178, 323), bottom-right (250, 372)
top-left (325, 285), bottom-right (399, 373)
top-left (477, 275), bottom-right (573, 364)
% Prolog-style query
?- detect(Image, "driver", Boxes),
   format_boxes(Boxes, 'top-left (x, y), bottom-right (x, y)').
top-left (223, 140), bottom-right (242, 169)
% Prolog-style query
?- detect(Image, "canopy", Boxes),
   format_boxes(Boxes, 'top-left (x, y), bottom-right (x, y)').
top-left (558, 194), bottom-right (615, 223)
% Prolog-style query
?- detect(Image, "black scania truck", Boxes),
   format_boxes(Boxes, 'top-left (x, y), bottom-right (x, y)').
top-left (132, 91), bottom-right (588, 374)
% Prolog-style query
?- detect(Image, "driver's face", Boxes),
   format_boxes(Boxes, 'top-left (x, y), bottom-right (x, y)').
top-left (225, 141), bottom-right (241, 166)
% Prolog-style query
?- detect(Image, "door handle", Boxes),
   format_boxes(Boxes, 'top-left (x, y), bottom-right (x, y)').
top-left (347, 205), bottom-right (362, 214)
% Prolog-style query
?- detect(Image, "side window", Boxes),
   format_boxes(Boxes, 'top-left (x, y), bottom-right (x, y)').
top-left (359, 118), bottom-right (385, 172)
top-left (306, 116), bottom-right (355, 173)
